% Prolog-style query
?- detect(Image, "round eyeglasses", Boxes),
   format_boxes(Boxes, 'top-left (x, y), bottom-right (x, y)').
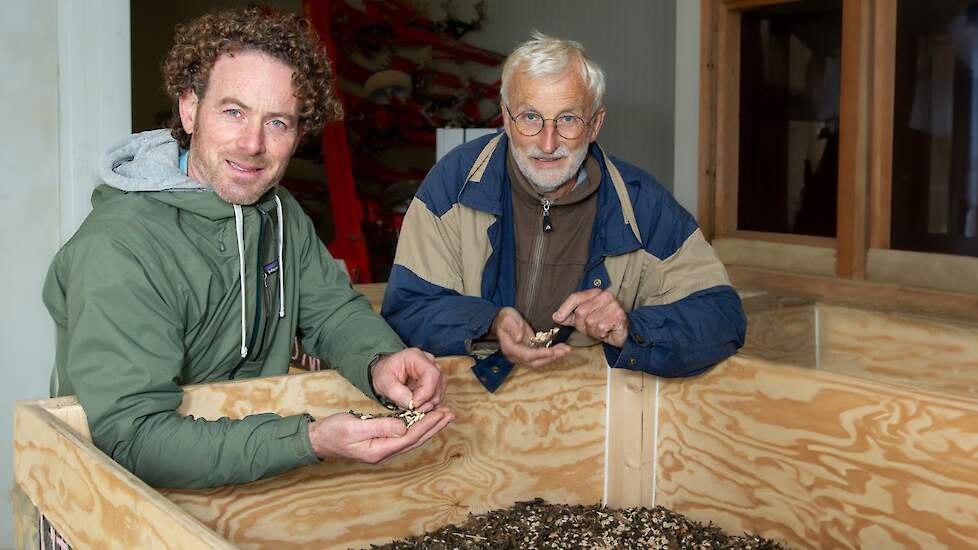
top-left (505, 105), bottom-right (598, 140)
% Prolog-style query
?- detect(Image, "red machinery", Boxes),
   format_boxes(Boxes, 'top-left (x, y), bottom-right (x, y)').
top-left (302, 0), bottom-right (503, 283)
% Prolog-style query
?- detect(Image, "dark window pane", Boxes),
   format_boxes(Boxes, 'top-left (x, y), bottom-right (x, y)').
top-left (738, 0), bottom-right (841, 237)
top-left (892, 0), bottom-right (978, 257)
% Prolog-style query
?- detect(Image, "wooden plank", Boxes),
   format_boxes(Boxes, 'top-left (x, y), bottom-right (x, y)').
top-left (727, 265), bottom-right (978, 324)
top-left (605, 367), bottom-right (657, 509)
top-left (714, 5), bottom-right (741, 237)
top-left (723, 0), bottom-right (806, 10)
top-left (713, 237), bottom-right (837, 276)
top-left (866, 247), bottom-right (978, 296)
top-left (160, 351), bottom-right (607, 549)
top-left (869, 0), bottom-right (896, 249)
top-left (655, 355), bottom-right (978, 549)
top-left (13, 402), bottom-right (233, 550)
top-left (698, 0), bottom-right (719, 238)
top-left (355, 282), bottom-right (386, 312)
top-left (725, 230), bottom-right (836, 248)
top-left (836, 0), bottom-right (873, 278)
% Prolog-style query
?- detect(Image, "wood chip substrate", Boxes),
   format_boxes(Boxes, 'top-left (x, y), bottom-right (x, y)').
top-left (368, 498), bottom-right (788, 549)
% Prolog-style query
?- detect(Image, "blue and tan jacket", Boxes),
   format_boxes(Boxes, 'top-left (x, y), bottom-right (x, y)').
top-left (382, 132), bottom-right (746, 391)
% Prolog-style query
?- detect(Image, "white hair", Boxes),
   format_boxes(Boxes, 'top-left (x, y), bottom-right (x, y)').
top-left (501, 30), bottom-right (606, 114)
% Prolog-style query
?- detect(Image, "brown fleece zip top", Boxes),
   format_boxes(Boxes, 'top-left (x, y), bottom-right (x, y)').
top-left (508, 149), bottom-right (601, 332)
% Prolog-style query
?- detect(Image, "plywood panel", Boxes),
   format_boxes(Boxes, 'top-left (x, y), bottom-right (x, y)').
top-left (656, 356), bottom-right (978, 549)
top-left (161, 349), bottom-right (608, 549)
top-left (728, 265), bottom-right (978, 324)
top-left (605, 367), bottom-right (657, 509)
top-left (355, 282), bottom-right (386, 312)
top-left (739, 304), bottom-right (816, 367)
top-left (819, 305), bottom-right (978, 398)
top-left (13, 402), bottom-right (232, 549)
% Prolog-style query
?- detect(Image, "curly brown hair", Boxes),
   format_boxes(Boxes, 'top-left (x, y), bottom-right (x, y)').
top-left (162, 7), bottom-right (342, 148)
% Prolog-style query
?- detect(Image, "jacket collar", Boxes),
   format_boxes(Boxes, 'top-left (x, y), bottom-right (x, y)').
top-left (459, 134), bottom-right (643, 258)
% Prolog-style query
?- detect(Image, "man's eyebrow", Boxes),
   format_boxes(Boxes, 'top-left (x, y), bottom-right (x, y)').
top-left (217, 97), bottom-right (297, 122)
top-left (518, 103), bottom-right (586, 116)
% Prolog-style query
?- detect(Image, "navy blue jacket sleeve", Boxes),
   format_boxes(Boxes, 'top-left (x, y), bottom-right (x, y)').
top-left (603, 285), bottom-right (746, 377)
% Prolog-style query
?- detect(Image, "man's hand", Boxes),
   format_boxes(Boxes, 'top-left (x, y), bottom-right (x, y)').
top-left (307, 408), bottom-right (455, 463)
top-left (370, 348), bottom-right (447, 413)
top-left (553, 289), bottom-right (629, 347)
top-left (491, 307), bottom-right (571, 368)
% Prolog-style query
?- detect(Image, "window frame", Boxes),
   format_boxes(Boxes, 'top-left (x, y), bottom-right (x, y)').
top-left (699, 0), bottom-right (978, 295)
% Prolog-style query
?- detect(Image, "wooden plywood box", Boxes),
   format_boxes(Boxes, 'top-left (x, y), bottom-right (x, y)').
top-left (16, 286), bottom-right (978, 549)
top-left (14, 349), bottom-right (611, 549)
top-left (657, 302), bottom-right (978, 549)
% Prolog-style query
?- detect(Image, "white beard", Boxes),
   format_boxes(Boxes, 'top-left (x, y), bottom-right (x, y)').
top-left (511, 139), bottom-right (589, 193)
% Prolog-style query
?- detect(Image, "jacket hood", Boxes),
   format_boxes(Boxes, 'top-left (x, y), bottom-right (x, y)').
top-left (100, 129), bottom-right (208, 193)
top-left (97, 128), bottom-right (288, 358)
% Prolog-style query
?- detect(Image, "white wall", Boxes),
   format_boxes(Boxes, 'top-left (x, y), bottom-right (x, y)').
top-left (1, 1), bottom-right (129, 546)
top-left (0, 2), bottom-right (60, 546)
top-left (461, 0), bottom-right (677, 188)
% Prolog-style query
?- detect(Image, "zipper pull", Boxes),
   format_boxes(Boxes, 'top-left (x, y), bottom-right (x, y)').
top-left (542, 198), bottom-right (553, 232)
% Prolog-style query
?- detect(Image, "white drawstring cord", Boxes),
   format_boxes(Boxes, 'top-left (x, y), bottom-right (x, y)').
top-left (233, 204), bottom-right (248, 358)
top-left (274, 194), bottom-right (285, 317)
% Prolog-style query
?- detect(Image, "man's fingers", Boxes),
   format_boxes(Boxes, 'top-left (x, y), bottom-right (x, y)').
top-left (361, 417), bottom-right (408, 440)
top-left (524, 344), bottom-right (572, 368)
top-left (552, 288), bottom-right (604, 323)
top-left (361, 408), bottom-right (454, 463)
top-left (502, 340), bottom-right (565, 365)
top-left (407, 362), bottom-right (441, 410)
top-left (396, 409), bottom-right (455, 455)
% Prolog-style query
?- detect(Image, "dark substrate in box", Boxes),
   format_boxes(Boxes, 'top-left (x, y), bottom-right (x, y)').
top-left (368, 498), bottom-right (788, 549)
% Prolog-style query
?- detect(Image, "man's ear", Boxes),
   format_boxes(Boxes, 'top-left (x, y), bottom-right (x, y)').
top-left (178, 90), bottom-right (199, 135)
top-left (500, 102), bottom-right (513, 138)
top-left (588, 107), bottom-right (606, 143)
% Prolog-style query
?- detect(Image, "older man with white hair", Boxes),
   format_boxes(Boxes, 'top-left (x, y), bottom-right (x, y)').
top-left (382, 32), bottom-right (746, 392)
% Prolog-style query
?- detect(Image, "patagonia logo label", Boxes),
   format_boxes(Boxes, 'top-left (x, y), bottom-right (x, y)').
top-left (263, 260), bottom-right (279, 275)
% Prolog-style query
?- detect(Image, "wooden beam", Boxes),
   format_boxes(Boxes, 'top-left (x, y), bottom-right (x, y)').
top-left (836, 0), bottom-right (874, 278)
top-left (724, 230), bottom-right (836, 248)
top-left (715, 6), bottom-right (742, 237)
top-left (698, 0), bottom-right (719, 239)
top-left (605, 368), bottom-right (657, 508)
top-left (714, 237), bottom-right (837, 277)
top-left (869, 0), bottom-right (896, 249)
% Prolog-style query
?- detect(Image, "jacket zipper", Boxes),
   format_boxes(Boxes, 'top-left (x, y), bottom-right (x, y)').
top-left (522, 198), bottom-right (551, 314)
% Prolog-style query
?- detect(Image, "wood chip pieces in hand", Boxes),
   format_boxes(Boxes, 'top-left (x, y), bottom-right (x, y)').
top-left (348, 403), bottom-right (426, 428)
top-left (528, 327), bottom-right (561, 348)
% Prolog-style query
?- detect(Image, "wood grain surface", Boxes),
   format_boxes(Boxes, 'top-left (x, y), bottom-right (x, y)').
top-left (13, 401), bottom-right (233, 549)
top-left (656, 355), bottom-right (978, 549)
top-left (818, 305), bottom-right (978, 398)
top-left (741, 302), bottom-right (978, 398)
top-left (161, 349), bottom-right (607, 549)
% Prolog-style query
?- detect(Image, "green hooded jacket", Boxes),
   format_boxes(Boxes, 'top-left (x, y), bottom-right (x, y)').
top-left (42, 129), bottom-right (405, 488)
